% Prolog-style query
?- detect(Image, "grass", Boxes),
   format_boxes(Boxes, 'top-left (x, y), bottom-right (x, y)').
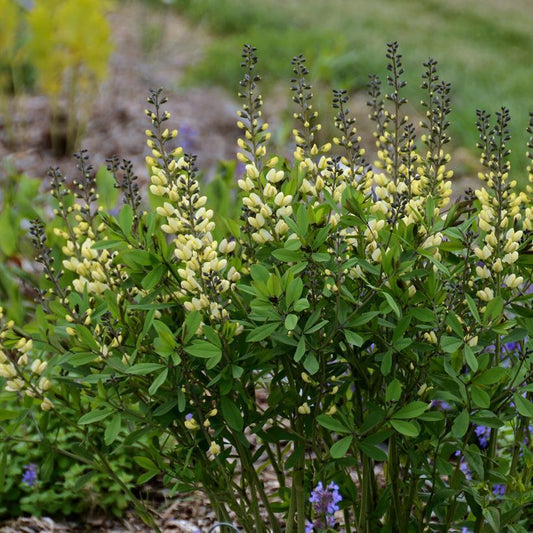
top-left (170, 0), bottom-right (533, 183)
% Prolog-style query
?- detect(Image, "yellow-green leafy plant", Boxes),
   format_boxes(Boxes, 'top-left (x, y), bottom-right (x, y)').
top-left (0, 0), bottom-right (27, 145)
top-left (26, 0), bottom-right (113, 154)
top-left (1, 44), bottom-right (532, 533)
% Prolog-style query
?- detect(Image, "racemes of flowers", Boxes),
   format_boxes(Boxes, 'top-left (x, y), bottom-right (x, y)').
top-left (0, 43), bottom-right (532, 533)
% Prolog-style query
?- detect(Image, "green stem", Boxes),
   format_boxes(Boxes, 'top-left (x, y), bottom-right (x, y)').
top-left (388, 434), bottom-right (407, 533)
top-left (286, 477), bottom-right (297, 533)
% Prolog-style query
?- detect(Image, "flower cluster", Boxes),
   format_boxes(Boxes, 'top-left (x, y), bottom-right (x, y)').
top-left (306, 481), bottom-right (342, 532)
top-left (0, 308), bottom-right (53, 410)
top-left (146, 89), bottom-right (238, 322)
top-left (471, 108), bottom-right (532, 307)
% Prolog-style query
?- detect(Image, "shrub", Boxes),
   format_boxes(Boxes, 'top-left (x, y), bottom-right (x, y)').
top-left (1, 43), bottom-right (532, 532)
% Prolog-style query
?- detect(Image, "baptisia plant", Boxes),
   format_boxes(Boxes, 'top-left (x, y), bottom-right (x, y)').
top-left (0, 43), bottom-right (532, 532)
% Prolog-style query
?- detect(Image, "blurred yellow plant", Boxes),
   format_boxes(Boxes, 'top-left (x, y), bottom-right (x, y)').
top-left (26, 0), bottom-right (114, 152)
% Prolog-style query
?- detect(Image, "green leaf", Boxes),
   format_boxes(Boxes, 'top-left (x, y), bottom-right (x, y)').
top-left (330, 436), bottom-right (353, 459)
top-left (513, 394), bottom-right (533, 417)
top-left (452, 409), bottom-right (469, 438)
top-left (303, 353), bottom-right (319, 375)
top-left (296, 204), bottom-right (309, 235)
top-left (392, 401), bottom-right (428, 420)
top-left (272, 248), bottom-right (305, 262)
top-left (483, 296), bottom-right (504, 324)
top-left (311, 252), bottom-right (330, 262)
top-left (471, 386), bottom-right (490, 409)
top-left (126, 363), bottom-right (165, 375)
top-left (294, 336), bottom-right (306, 362)
top-left (72, 324), bottom-right (101, 352)
top-left (441, 335), bottom-right (463, 354)
top-left (357, 441), bottom-right (387, 462)
top-left (182, 311), bottom-right (202, 344)
top-left (96, 166), bottom-right (119, 210)
top-left (246, 322), bottom-right (280, 342)
top-left (390, 419), bottom-right (419, 437)
top-left (78, 407), bottom-right (114, 425)
top-left (221, 397), bottom-right (243, 431)
top-left (386, 379), bottom-right (402, 403)
top-left (72, 471), bottom-right (97, 492)
top-left (286, 278), bottom-right (303, 308)
top-left (141, 264), bottom-right (166, 290)
top-left (0, 410), bottom-right (19, 422)
top-left (380, 350), bottom-right (392, 376)
top-left (148, 368), bottom-right (168, 396)
top-left (383, 292), bottom-right (401, 318)
top-left (305, 319), bottom-right (329, 334)
top-left (184, 341), bottom-right (221, 359)
top-left (137, 470), bottom-right (159, 484)
top-left (68, 352), bottom-right (98, 366)
top-left (446, 311), bottom-right (464, 337)
top-left (316, 414), bottom-right (350, 434)
top-left (0, 210), bottom-right (16, 256)
top-left (473, 367), bottom-right (506, 385)
top-left (464, 345), bottom-right (478, 373)
top-left (344, 330), bottom-right (363, 347)
top-left (118, 204), bottom-right (134, 237)
top-left (104, 414), bottom-right (122, 445)
top-left (465, 294), bottom-right (481, 323)
top-left (482, 507), bottom-right (501, 533)
top-left (294, 298), bottom-right (310, 312)
top-left (134, 456), bottom-right (158, 471)
top-left (284, 314), bottom-right (298, 331)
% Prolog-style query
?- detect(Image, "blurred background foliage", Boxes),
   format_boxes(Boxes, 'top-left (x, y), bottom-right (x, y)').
top-left (169, 0), bottom-right (533, 181)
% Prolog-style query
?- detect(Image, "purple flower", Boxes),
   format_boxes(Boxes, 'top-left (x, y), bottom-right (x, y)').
top-left (431, 399), bottom-right (452, 411)
top-left (475, 425), bottom-right (490, 448)
top-left (22, 463), bottom-right (38, 487)
top-left (454, 452), bottom-right (472, 481)
top-left (307, 481), bottom-right (342, 531)
top-left (493, 484), bottom-right (506, 497)
top-left (185, 413), bottom-right (193, 421)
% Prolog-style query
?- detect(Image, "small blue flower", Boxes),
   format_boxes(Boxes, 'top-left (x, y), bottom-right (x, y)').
top-left (454, 452), bottom-right (472, 481)
top-left (475, 425), bottom-right (490, 448)
top-left (22, 463), bottom-right (38, 487)
top-left (307, 481), bottom-right (342, 531)
top-left (431, 399), bottom-right (452, 411)
top-left (493, 484), bottom-right (506, 497)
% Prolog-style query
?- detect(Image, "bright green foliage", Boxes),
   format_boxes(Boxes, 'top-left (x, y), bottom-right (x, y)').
top-left (0, 167), bottom-right (45, 324)
top-left (0, 408), bottom-right (134, 518)
top-left (0, 44), bottom-right (532, 532)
